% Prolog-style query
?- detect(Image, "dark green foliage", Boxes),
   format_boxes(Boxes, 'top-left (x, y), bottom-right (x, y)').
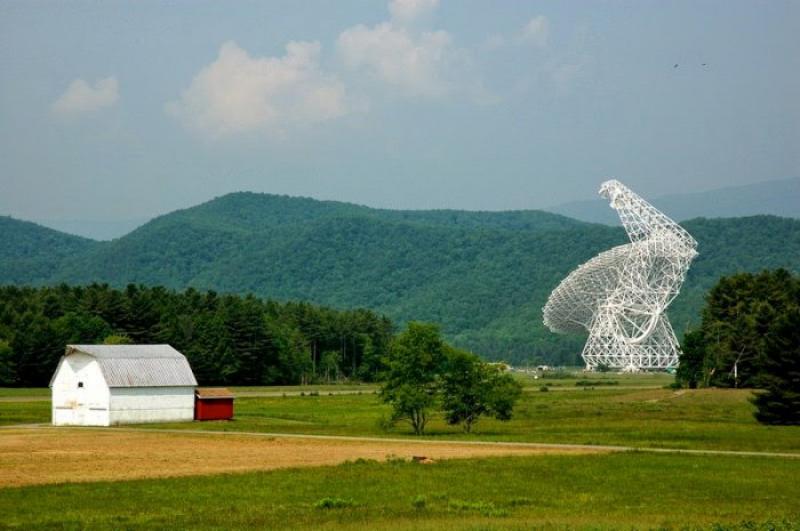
top-left (0, 340), bottom-right (16, 386)
top-left (411, 495), bottom-right (426, 510)
top-left (0, 217), bottom-right (94, 285)
top-left (0, 284), bottom-right (393, 387)
top-left (751, 305), bottom-right (800, 425)
top-left (381, 323), bottom-right (522, 434)
top-left (677, 269), bottom-right (800, 424)
top-left (1, 195), bottom-right (799, 365)
top-left (313, 497), bottom-right (357, 509)
top-left (675, 329), bottom-right (706, 388)
top-left (440, 349), bottom-right (522, 433)
top-left (574, 380), bottom-right (617, 386)
top-left (380, 322), bottom-right (446, 435)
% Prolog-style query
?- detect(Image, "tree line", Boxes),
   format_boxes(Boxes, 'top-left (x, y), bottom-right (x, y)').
top-left (677, 269), bottom-right (800, 424)
top-left (0, 284), bottom-right (393, 387)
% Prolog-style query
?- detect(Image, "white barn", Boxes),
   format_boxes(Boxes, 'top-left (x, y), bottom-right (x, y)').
top-left (50, 344), bottom-right (198, 426)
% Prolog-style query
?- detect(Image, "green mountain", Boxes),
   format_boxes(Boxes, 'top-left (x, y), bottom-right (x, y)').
top-left (0, 216), bottom-right (95, 284)
top-left (2, 193), bottom-right (799, 365)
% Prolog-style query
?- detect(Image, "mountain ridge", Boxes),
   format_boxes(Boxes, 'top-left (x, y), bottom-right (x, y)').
top-left (2, 193), bottom-right (798, 365)
top-left (547, 177), bottom-right (800, 225)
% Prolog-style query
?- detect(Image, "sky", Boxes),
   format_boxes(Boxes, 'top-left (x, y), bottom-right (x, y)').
top-left (1, 0), bottom-right (798, 233)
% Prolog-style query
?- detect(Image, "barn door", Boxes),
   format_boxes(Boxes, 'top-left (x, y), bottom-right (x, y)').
top-left (74, 380), bottom-right (87, 424)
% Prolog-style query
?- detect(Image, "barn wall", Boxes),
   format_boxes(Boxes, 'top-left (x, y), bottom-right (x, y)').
top-left (51, 354), bottom-right (110, 426)
top-left (109, 386), bottom-right (194, 424)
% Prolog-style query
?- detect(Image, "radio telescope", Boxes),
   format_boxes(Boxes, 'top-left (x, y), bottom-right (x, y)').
top-left (543, 180), bottom-right (698, 371)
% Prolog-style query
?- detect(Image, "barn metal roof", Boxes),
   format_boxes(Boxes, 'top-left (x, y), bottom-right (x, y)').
top-left (64, 344), bottom-right (198, 388)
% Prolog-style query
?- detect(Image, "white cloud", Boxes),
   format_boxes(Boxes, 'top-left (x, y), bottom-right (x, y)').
top-left (166, 41), bottom-right (349, 138)
top-left (337, 23), bottom-right (457, 97)
top-left (337, 0), bottom-right (474, 99)
top-left (52, 77), bottom-right (119, 114)
top-left (520, 16), bottom-right (549, 47)
top-left (388, 0), bottom-right (439, 25)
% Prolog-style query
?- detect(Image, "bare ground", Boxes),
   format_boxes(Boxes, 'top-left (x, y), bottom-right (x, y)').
top-left (0, 427), bottom-right (604, 488)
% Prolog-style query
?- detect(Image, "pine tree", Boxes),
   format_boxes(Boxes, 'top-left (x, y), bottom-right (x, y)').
top-left (752, 306), bottom-right (800, 424)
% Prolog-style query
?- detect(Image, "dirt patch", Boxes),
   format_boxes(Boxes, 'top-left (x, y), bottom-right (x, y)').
top-left (0, 428), bottom-right (605, 488)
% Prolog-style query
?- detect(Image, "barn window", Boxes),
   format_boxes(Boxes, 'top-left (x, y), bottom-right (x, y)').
top-left (77, 381), bottom-right (84, 388)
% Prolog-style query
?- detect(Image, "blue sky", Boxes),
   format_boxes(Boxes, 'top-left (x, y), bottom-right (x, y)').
top-left (1, 0), bottom-right (798, 228)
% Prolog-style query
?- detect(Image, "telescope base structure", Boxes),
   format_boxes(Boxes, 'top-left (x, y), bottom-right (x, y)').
top-left (581, 312), bottom-right (681, 371)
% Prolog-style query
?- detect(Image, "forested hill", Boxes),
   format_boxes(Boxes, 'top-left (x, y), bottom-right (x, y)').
top-left (0, 216), bottom-right (95, 284)
top-left (2, 193), bottom-right (799, 365)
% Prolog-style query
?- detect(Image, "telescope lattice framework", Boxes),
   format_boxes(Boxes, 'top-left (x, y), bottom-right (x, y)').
top-left (543, 180), bottom-right (698, 371)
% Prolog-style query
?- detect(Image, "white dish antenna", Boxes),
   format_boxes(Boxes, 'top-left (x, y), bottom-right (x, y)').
top-left (543, 180), bottom-right (698, 371)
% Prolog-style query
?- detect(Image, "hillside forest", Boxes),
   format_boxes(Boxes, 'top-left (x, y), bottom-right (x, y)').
top-left (1, 192), bottom-right (799, 366)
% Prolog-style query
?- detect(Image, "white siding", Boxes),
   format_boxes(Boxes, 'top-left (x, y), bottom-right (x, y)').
top-left (51, 353), bottom-right (111, 427)
top-left (108, 386), bottom-right (195, 425)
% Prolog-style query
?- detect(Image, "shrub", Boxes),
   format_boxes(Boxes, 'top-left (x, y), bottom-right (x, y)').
top-left (508, 497), bottom-right (533, 507)
top-left (411, 495), bottom-right (427, 510)
top-left (539, 385), bottom-right (549, 392)
top-left (574, 379), bottom-right (618, 386)
top-left (541, 370), bottom-right (572, 379)
top-left (448, 499), bottom-right (508, 517)
top-left (313, 497), bottom-right (357, 509)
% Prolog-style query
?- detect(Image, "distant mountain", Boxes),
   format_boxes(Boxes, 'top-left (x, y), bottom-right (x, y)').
top-left (547, 178), bottom-right (800, 225)
top-left (33, 217), bottom-right (150, 241)
top-left (1, 193), bottom-right (799, 365)
top-left (0, 216), bottom-right (95, 284)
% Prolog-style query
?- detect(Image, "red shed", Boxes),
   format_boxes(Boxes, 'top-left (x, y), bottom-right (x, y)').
top-left (195, 388), bottom-right (234, 421)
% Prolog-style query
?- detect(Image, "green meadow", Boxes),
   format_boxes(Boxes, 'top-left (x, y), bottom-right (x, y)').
top-left (3, 374), bottom-right (799, 529)
top-left (2, 374), bottom-right (800, 452)
top-left (149, 388), bottom-right (799, 453)
top-left (1, 452), bottom-right (797, 529)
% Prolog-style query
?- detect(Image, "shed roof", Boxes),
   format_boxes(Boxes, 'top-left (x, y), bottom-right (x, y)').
top-left (196, 387), bottom-right (235, 399)
top-left (62, 344), bottom-right (198, 388)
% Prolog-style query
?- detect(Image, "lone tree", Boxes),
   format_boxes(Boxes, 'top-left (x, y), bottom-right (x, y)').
top-left (380, 322), bottom-right (446, 435)
top-left (381, 322), bottom-right (524, 435)
top-left (440, 348), bottom-right (522, 433)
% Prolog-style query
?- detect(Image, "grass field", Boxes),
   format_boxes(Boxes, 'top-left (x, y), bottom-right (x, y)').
top-left (2, 375), bottom-right (799, 453)
top-left (2, 374), bottom-right (799, 529)
top-left (136, 389), bottom-right (800, 453)
top-left (1, 452), bottom-right (797, 529)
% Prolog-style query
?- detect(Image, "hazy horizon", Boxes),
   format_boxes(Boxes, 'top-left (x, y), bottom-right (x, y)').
top-left (2, 1), bottom-right (798, 227)
top-left (5, 176), bottom-right (792, 241)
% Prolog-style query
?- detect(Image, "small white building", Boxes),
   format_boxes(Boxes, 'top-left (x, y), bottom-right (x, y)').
top-left (50, 344), bottom-right (198, 426)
